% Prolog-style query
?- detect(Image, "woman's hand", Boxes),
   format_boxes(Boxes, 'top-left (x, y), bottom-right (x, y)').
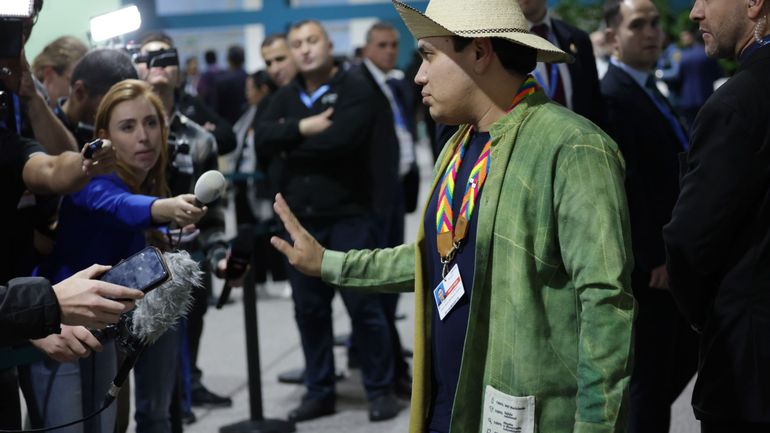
top-left (152, 194), bottom-right (207, 226)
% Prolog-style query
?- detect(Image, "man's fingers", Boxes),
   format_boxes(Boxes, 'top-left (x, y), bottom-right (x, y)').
top-left (270, 236), bottom-right (295, 260)
top-left (96, 282), bottom-right (144, 301)
top-left (73, 327), bottom-right (103, 352)
top-left (75, 264), bottom-right (112, 279)
top-left (274, 193), bottom-right (304, 240)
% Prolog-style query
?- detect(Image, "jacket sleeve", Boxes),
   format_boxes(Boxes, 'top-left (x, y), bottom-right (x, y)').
top-left (288, 78), bottom-right (377, 160)
top-left (252, 90), bottom-right (303, 158)
top-left (553, 133), bottom-right (635, 433)
top-left (70, 179), bottom-right (156, 229)
top-left (321, 243), bottom-right (417, 294)
top-left (662, 93), bottom-right (757, 330)
top-left (0, 277), bottom-right (60, 345)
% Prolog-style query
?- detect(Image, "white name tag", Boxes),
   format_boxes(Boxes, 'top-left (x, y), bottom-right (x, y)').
top-left (433, 263), bottom-right (465, 320)
top-left (481, 385), bottom-right (535, 433)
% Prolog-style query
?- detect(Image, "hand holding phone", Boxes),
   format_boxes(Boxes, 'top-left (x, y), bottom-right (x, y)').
top-left (100, 246), bottom-right (170, 294)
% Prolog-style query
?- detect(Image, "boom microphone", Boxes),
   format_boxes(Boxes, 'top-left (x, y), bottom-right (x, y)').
top-left (104, 250), bottom-right (201, 405)
top-left (193, 170), bottom-right (226, 207)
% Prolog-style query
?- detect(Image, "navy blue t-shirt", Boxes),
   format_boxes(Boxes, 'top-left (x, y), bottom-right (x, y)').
top-left (424, 131), bottom-right (490, 432)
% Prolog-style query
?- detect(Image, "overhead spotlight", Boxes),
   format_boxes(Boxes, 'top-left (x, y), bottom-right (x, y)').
top-left (0, 0), bottom-right (34, 18)
top-left (90, 4), bottom-right (142, 43)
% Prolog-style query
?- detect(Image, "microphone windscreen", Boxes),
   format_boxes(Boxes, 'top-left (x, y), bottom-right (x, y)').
top-left (194, 170), bottom-right (226, 205)
top-left (132, 250), bottom-right (201, 344)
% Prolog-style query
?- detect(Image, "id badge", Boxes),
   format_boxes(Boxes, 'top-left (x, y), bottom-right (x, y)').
top-left (481, 385), bottom-right (535, 433)
top-left (433, 263), bottom-right (465, 320)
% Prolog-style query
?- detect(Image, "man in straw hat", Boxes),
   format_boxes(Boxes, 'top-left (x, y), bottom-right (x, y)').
top-left (269, 1), bottom-right (635, 432)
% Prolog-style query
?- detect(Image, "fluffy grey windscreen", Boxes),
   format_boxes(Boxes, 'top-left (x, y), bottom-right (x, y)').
top-left (132, 250), bottom-right (202, 344)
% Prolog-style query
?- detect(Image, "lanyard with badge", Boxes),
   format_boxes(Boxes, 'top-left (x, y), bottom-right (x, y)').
top-left (432, 76), bottom-right (539, 320)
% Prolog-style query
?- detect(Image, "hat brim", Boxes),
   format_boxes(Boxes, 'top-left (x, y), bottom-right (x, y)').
top-left (392, 0), bottom-right (572, 64)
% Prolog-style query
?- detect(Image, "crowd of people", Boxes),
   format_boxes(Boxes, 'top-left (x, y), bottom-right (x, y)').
top-left (2, 0), bottom-right (769, 432)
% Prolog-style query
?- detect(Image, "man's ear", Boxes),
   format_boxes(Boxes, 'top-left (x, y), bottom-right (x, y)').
top-left (748, 0), bottom-right (767, 19)
top-left (42, 65), bottom-right (56, 84)
top-left (71, 80), bottom-right (88, 103)
top-left (605, 27), bottom-right (618, 53)
top-left (472, 38), bottom-right (495, 73)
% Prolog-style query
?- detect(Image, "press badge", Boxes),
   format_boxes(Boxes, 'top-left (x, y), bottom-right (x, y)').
top-left (433, 264), bottom-right (465, 320)
top-left (481, 385), bottom-right (535, 433)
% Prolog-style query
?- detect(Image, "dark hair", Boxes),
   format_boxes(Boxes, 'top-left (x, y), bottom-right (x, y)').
top-left (261, 33), bottom-right (287, 48)
top-left (251, 70), bottom-right (277, 93)
top-left (204, 50), bottom-right (217, 65)
top-left (71, 48), bottom-right (139, 96)
top-left (603, 0), bottom-right (624, 29)
top-left (139, 31), bottom-right (175, 48)
top-left (451, 36), bottom-right (537, 77)
top-left (366, 21), bottom-right (397, 43)
top-left (288, 20), bottom-right (329, 40)
top-left (227, 45), bottom-right (245, 67)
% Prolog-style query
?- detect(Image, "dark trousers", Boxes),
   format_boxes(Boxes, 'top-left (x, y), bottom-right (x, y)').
top-left (628, 275), bottom-right (699, 433)
top-left (701, 419), bottom-right (770, 433)
top-left (285, 216), bottom-right (394, 401)
top-left (0, 367), bottom-right (20, 429)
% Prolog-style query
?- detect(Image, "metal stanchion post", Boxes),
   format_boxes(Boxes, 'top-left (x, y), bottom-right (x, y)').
top-left (219, 253), bottom-right (295, 433)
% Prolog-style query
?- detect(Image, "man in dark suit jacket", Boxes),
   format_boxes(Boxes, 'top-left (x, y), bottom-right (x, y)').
top-left (519, 0), bottom-right (605, 126)
top-left (356, 21), bottom-right (416, 400)
top-left (663, 0), bottom-right (770, 431)
top-left (601, 1), bottom-right (698, 432)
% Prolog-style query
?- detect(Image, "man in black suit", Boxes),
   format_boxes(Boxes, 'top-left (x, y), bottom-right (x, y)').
top-left (663, 0), bottom-right (770, 431)
top-left (357, 20), bottom-right (416, 400)
top-left (601, 1), bottom-right (698, 432)
top-left (519, 0), bottom-right (605, 126)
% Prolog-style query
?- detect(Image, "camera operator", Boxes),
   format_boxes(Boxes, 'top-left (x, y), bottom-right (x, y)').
top-left (134, 31), bottom-right (229, 428)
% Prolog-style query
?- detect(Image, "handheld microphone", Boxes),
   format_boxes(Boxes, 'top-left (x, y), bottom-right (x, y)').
top-left (103, 250), bottom-right (201, 405)
top-left (216, 225), bottom-right (255, 309)
top-left (193, 170), bottom-right (226, 207)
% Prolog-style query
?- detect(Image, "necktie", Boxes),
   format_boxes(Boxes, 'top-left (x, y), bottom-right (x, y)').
top-left (386, 78), bottom-right (410, 131)
top-left (530, 23), bottom-right (566, 106)
top-left (645, 76), bottom-right (689, 150)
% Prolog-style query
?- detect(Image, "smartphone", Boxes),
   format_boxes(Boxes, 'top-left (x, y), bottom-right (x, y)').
top-left (100, 246), bottom-right (170, 294)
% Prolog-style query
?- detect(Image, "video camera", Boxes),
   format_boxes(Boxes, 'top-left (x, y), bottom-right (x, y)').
top-left (132, 48), bottom-right (180, 69)
top-left (0, 0), bottom-right (34, 131)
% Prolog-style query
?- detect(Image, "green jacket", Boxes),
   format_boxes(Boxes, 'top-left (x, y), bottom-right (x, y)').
top-left (322, 90), bottom-right (635, 433)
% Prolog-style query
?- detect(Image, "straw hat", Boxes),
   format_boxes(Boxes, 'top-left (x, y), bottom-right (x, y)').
top-left (392, 0), bottom-right (571, 63)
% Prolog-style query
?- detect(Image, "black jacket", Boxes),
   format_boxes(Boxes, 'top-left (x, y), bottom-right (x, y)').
top-left (253, 66), bottom-right (377, 221)
top-left (601, 63), bottom-right (684, 276)
top-left (0, 277), bottom-right (60, 345)
top-left (352, 63), bottom-right (401, 229)
top-left (663, 44), bottom-right (770, 422)
top-left (177, 91), bottom-right (237, 155)
top-left (551, 18), bottom-right (606, 127)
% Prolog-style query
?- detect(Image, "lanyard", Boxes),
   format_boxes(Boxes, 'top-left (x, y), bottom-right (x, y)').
top-left (435, 75), bottom-right (539, 276)
top-left (299, 84), bottom-right (330, 108)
